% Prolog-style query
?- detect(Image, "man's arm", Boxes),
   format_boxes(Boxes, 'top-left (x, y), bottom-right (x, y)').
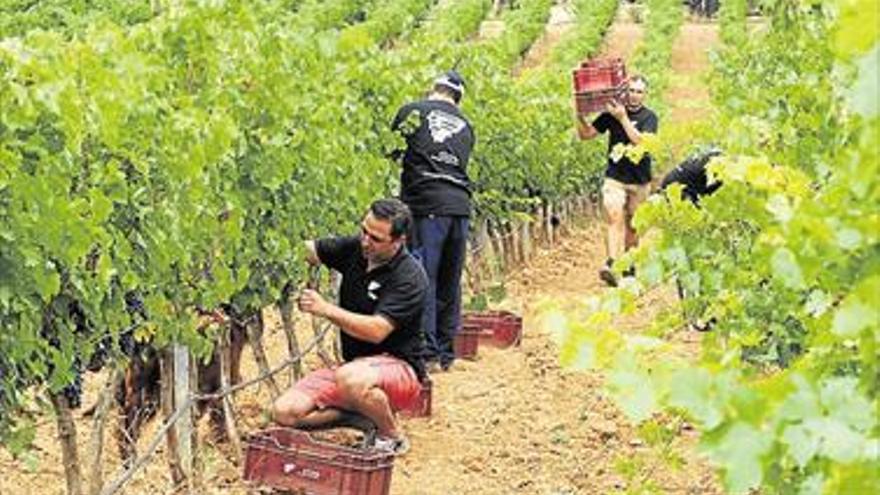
top-left (298, 289), bottom-right (394, 344)
top-left (304, 240), bottom-right (321, 266)
top-left (607, 101), bottom-right (646, 144)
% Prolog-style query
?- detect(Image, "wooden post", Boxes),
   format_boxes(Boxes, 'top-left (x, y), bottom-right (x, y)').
top-left (477, 219), bottom-right (491, 278)
top-left (544, 202), bottom-right (554, 246)
top-left (188, 349), bottom-right (201, 491)
top-left (248, 314), bottom-right (282, 398)
top-left (561, 199), bottom-right (570, 235)
top-left (329, 271), bottom-right (342, 363)
top-left (521, 216), bottom-right (532, 262)
top-left (501, 222), bottom-right (514, 267)
top-left (510, 222), bottom-right (521, 266)
top-left (278, 297), bottom-right (303, 385)
top-left (173, 345), bottom-right (193, 482)
top-left (50, 391), bottom-right (83, 495)
top-left (219, 330), bottom-right (243, 466)
top-left (489, 221), bottom-right (506, 273)
top-left (162, 344), bottom-right (193, 485)
top-left (87, 368), bottom-right (123, 495)
top-left (162, 348), bottom-right (185, 486)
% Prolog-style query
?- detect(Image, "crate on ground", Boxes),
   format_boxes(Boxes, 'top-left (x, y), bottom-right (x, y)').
top-left (243, 427), bottom-right (395, 495)
top-left (463, 310), bottom-right (523, 349)
top-left (453, 322), bottom-right (481, 360)
top-left (572, 57), bottom-right (627, 117)
top-left (400, 378), bottom-right (432, 418)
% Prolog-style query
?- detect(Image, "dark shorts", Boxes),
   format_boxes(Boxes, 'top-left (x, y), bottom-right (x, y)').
top-left (293, 355), bottom-right (421, 412)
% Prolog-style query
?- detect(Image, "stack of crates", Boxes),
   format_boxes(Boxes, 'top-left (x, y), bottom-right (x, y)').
top-left (572, 57), bottom-right (627, 116)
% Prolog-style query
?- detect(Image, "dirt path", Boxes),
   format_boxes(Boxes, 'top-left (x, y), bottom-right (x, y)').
top-left (515, 1), bottom-right (577, 73)
top-left (391, 220), bottom-right (719, 495)
top-left (665, 22), bottom-right (719, 129)
top-left (598, 4), bottom-right (645, 61)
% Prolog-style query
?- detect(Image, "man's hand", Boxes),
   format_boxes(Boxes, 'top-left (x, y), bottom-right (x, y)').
top-left (607, 100), bottom-right (627, 121)
top-left (576, 112), bottom-right (598, 140)
top-left (298, 289), bottom-right (331, 317)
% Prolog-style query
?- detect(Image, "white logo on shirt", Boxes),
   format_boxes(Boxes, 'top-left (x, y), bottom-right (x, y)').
top-left (367, 280), bottom-right (381, 300)
top-left (427, 110), bottom-right (467, 143)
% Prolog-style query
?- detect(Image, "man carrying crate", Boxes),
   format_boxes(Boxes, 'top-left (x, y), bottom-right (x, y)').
top-left (577, 75), bottom-right (658, 287)
top-left (272, 198), bottom-right (427, 455)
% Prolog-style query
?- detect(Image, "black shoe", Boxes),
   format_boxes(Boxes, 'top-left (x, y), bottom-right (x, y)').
top-left (622, 265), bottom-right (636, 278)
top-left (599, 266), bottom-right (618, 287)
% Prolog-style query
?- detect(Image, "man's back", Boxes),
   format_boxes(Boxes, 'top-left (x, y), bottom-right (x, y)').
top-left (393, 98), bottom-right (475, 217)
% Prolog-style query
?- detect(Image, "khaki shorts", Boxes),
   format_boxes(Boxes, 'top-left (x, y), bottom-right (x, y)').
top-left (602, 178), bottom-right (650, 217)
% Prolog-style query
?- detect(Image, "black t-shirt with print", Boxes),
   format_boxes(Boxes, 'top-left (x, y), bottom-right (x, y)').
top-left (316, 236), bottom-right (428, 380)
top-left (392, 99), bottom-right (475, 217)
top-left (592, 106), bottom-right (659, 185)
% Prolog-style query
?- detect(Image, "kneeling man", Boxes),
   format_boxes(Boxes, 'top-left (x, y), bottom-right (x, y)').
top-left (273, 198), bottom-right (427, 454)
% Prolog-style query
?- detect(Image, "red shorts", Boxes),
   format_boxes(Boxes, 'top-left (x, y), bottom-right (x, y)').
top-left (293, 355), bottom-right (421, 412)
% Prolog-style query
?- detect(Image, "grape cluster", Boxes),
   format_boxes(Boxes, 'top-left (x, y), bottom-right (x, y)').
top-left (60, 368), bottom-right (84, 409)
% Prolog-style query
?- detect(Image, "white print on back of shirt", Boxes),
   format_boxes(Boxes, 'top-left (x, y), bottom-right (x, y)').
top-left (427, 110), bottom-right (467, 143)
top-left (431, 150), bottom-right (460, 167)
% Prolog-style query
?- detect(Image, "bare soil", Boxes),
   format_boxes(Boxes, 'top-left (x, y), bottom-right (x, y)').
top-left (515, 2), bottom-right (577, 74)
top-left (665, 22), bottom-right (719, 128)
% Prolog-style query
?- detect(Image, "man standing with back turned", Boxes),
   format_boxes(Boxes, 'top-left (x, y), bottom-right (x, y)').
top-left (577, 75), bottom-right (658, 287)
top-left (391, 70), bottom-right (475, 371)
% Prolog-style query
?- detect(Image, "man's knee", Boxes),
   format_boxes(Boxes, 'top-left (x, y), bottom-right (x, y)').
top-left (272, 390), bottom-right (314, 425)
top-left (602, 193), bottom-right (626, 223)
top-left (605, 203), bottom-right (626, 224)
top-left (335, 364), bottom-right (377, 403)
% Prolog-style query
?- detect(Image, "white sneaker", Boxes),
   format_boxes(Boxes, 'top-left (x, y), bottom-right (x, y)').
top-left (374, 435), bottom-right (410, 456)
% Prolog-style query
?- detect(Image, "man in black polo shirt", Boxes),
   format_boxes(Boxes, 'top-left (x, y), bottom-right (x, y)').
top-left (272, 198), bottom-right (427, 454)
top-left (578, 74), bottom-right (659, 286)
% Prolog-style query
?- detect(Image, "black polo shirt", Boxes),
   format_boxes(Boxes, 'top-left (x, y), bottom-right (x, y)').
top-left (316, 236), bottom-right (427, 380)
top-left (592, 106), bottom-right (659, 185)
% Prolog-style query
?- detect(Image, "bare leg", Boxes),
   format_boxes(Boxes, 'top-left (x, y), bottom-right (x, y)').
top-left (292, 408), bottom-right (346, 429)
top-left (623, 186), bottom-right (648, 251)
top-left (272, 388), bottom-right (320, 426)
top-left (602, 181), bottom-right (627, 261)
top-left (335, 363), bottom-right (399, 438)
top-left (624, 216), bottom-right (639, 251)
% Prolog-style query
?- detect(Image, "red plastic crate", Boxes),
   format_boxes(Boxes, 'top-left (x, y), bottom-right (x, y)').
top-left (574, 87), bottom-right (625, 116)
top-left (572, 57), bottom-right (627, 93)
top-left (453, 322), bottom-right (481, 360)
top-left (400, 378), bottom-right (432, 418)
top-left (243, 427), bottom-right (395, 495)
top-left (463, 310), bottom-right (523, 349)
